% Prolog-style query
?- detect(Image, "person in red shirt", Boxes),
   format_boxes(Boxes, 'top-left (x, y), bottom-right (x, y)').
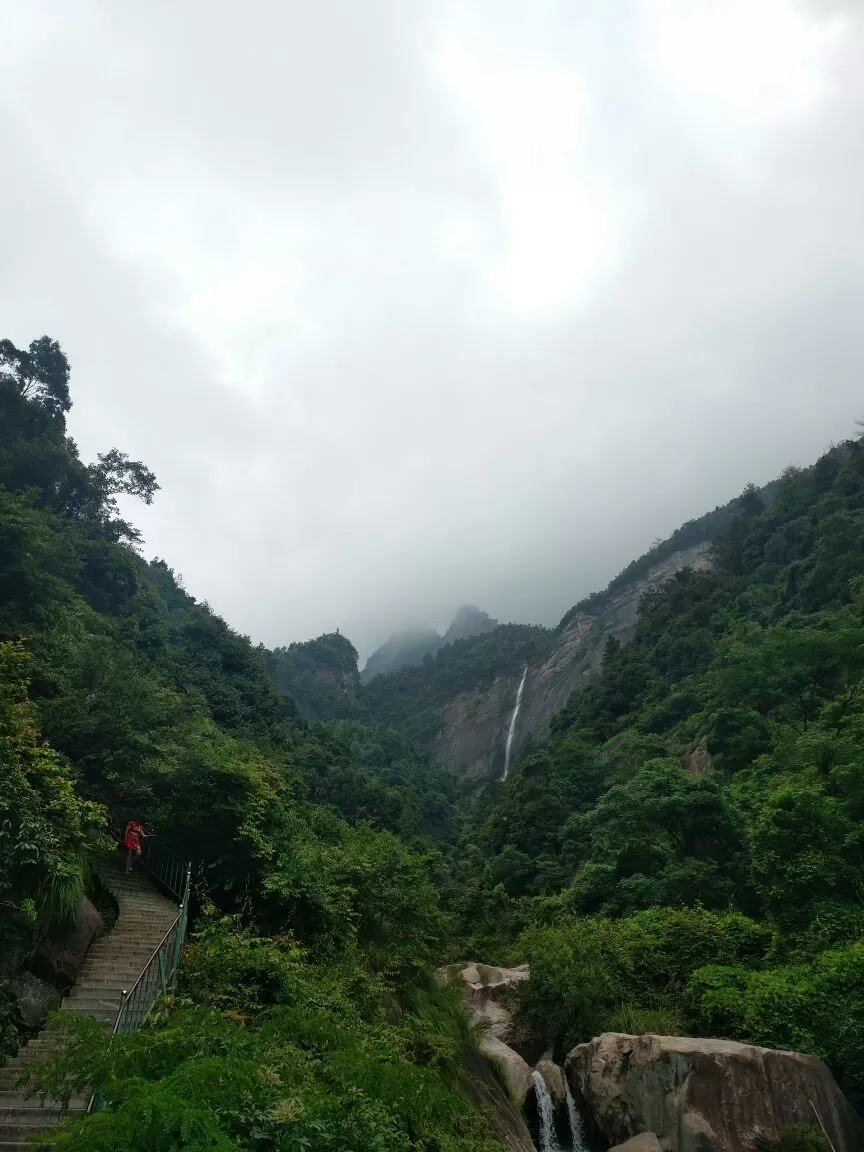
top-left (122, 819), bottom-right (150, 873)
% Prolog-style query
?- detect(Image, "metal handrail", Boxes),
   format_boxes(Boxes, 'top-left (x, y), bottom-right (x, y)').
top-left (86, 857), bottom-right (192, 1113)
top-left (111, 863), bottom-right (191, 1035)
top-left (139, 836), bottom-right (188, 901)
top-left (113, 819), bottom-right (189, 901)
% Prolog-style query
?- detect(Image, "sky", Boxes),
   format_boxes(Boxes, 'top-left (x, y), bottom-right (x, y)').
top-left (2, 0), bottom-right (863, 661)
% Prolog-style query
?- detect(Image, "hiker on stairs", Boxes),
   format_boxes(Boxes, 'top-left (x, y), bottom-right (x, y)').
top-left (122, 818), bottom-right (151, 873)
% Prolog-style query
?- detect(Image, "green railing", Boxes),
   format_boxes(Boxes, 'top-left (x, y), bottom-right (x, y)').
top-left (111, 860), bottom-right (191, 1036)
top-left (87, 837), bottom-right (192, 1114)
top-left (138, 836), bottom-right (190, 904)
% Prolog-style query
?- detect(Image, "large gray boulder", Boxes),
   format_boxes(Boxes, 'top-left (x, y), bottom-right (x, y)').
top-left (535, 1058), bottom-right (566, 1105)
top-left (30, 898), bottom-right (104, 989)
top-left (7, 972), bottom-right (61, 1028)
top-left (566, 1033), bottom-right (864, 1152)
top-left (609, 1136), bottom-right (662, 1152)
top-left (481, 1034), bottom-right (534, 1108)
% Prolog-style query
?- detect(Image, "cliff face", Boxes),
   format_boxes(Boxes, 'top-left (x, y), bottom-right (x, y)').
top-left (434, 543), bottom-right (711, 781)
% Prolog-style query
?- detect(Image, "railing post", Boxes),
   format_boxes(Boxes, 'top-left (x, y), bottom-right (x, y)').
top-left (169, 864), bottom-right (192, 984)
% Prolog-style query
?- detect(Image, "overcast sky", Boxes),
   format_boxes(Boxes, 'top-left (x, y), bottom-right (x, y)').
top-left (2, 1), bottom-right (862, 659)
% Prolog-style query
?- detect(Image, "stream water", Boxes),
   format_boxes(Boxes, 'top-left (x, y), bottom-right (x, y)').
top-left (529, 1071), bottom-right (590, 1152)
top-left (502, 666), bottom-right (528, 779)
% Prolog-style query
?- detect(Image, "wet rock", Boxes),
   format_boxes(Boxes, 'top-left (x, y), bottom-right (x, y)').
top-left (608, 1135), bottom-right (663, 1152)
top-left (30, 898), bottom-right (104, 989)
top-left (481, 1034), bottom-right (534, 1108)
top-left (566, 1033), bottom-right (864, 1152)
top-left (438, 961), bottom-right (530, 1043)
top-left (8, 972), bottom-right (61, 1028)
top-left (535, 1058), bottom-right (566, 1105)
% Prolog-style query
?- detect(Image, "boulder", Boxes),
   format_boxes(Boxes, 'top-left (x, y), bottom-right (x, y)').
top-left (8, 972), bottom-right (61, 1028)
top-left (535, 1058), bottom-right (566, 1105)
top-left (609, 1136), bottom-right (663, 1152)
top-left (481, 1033), bottom-right (534, 1108)
top-left (463, 1046), bottom-right (536, 1152)
top-left (566, 1033), bottom-right (864, 1152)
top-left (439, 961), bottom-right (530, 1043)
top-left (30, 898), bottom-right (104, 989)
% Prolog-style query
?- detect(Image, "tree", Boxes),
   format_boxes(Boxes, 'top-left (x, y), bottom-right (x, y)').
top-left (0, 336), bottom-right (71, 422)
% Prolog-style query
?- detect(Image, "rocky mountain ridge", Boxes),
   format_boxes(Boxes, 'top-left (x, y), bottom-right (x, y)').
top-left (435, 542), bottom-right (712, 780)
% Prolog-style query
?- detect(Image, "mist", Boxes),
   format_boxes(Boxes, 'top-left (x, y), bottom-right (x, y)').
top-left (2, 0), bottom-right (863, 658)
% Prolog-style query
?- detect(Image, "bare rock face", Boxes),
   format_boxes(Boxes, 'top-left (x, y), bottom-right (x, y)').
top-left (7, 972), bottom-right (61, 1028)
top-left (434, 544), bottom-right (712, 781)
top-left (463, 1047), bottom-right (537, 1152)
top-left (30, 898), bottom-right (104, 989)
top-left (439, 961), bottom-right (530, 1043)
top-left (566, 1033), bottom-right (864, 1152)
top-left (535, 1059), bottom-right (566, 1105)
top-left (609, 1136), bottom-right (663, 1152)
top-left (481, 1034), bottom-right (534, 1108)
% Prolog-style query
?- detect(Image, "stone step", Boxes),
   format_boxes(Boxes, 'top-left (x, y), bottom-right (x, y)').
top-left (60, 995), bottom-right (122, 1013)
top-left (56, 1005), bottom-right (115, 1025)
top-left (70, 982), bottom-right (131, 997)
top-left (0, 1117), bottom-right (80, 1141)
top-left (0, 862), bottom-right (181, 1146)
top-left (77, 963), bottom-right (156, 979)
top-left (0, 1094), bottom-right (87, 1111)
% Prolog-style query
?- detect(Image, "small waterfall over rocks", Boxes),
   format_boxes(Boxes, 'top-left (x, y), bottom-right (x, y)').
top-left (530, 1067), bottom-right (591, 1152)
top-left (564, 1081), bottom-right (588, 1151)
top-left (503, 666), bottom-right (528, 779)
top-left (531, 1070), bottom-right (561, 1152)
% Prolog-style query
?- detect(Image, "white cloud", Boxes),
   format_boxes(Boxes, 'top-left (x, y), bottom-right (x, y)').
top-left (1, 0), bottom-right (862, 658)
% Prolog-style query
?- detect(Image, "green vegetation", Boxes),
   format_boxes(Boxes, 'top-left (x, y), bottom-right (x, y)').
top-left (443, 443), bottom-right (864, 1112)
top-left (5, 330), bottom-right (864, 1143)
top-left (0, 336), bottom-right (495, 1149)
top-left (266, 632), bottom-right (360, 722)
top-left (362, 623), bottom-right (552, 757)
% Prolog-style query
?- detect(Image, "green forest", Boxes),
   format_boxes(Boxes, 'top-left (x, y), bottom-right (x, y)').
top-left (2, 333), bottom-right (864, 1148)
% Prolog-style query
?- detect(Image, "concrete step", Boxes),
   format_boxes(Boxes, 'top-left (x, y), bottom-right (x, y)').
top-left (70, 982), bottom-right (130, 997)
top-left (60, 995), bottom-right (122, 1013)
top-left (77, 963), bottom-right (155, 979)
top-left (56, 1005), bottom-right (115, 1025)
top-left (0, 1094), bottom-right (87, 1111)
top-left (0, 862), bottom-right (182, 1146)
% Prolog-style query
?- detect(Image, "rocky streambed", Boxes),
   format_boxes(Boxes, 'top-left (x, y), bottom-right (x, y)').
top-left (443, 961), bottom-right (864, 1152)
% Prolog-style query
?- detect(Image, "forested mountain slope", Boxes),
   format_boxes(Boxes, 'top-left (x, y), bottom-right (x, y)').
top-left (0, 336), bottom-right (503, 1151)
top-left (359, 491), bottom-right (763, 781)
top-left (443, 447), bottom-right (864, 1115)
top-left (4, 331), bottom-right (864, 1146)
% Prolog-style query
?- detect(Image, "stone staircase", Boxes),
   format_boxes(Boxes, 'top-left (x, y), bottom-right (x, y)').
top-left (0, 860), bottom-right (179, 1150)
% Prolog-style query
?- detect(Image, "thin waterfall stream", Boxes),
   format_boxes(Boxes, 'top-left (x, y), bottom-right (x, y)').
top-left (531, 1070), bottom-right (561, 1152)
top-left (565, 1082), bottom-right (588, 1151)
top-left (502, 665), bottom-right (528, 779)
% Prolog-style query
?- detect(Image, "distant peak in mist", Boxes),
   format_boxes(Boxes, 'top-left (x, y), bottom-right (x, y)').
top-left (361, 604), bottom-right (498, 684)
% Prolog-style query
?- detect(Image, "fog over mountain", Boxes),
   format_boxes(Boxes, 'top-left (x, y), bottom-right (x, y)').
top-left (2, 1), bottom-right (863, 659)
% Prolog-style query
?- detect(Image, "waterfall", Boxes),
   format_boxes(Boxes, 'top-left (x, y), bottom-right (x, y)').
top-left (565, 1082), bottom-right (588, 1152)
top-left (502, 666), bottom-right (528, 780)
top-left (532, 1070), bottom-right (561, 1152)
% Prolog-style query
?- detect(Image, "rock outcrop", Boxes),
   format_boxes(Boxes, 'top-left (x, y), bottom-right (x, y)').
top-left (609, 1136), bottom-right (662, 1152)
top-left (30, 897), bottom-right (104, 989)
top-left (463, 1047), bottom-right (536, 1152)
top-left (535, 1059), bottom-right (566, 1105)
top-left (481, 1034), bottom-right (534, 1108)
top-left (438, 961), bottom-right (534, 1107)
top-left (566, 1033), bottom-right (864, 1152)
top-left (434, 543), bottom-right (712, 780)
top-left (442, 961), bottom-right (530, 1043)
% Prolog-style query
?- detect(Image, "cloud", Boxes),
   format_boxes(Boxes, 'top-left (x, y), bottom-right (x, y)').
top-left (1, 0), bottom-right (862, 658)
